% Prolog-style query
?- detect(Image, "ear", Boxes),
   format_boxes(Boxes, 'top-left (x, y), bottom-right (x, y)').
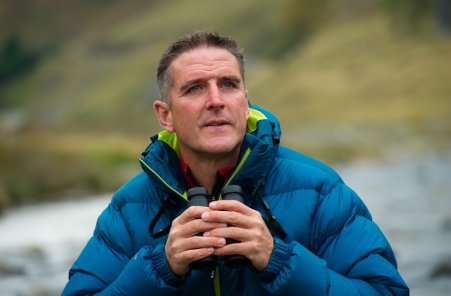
top-left (244, 90), bottom-right (250, 120)
top-left (153, 100), bottom-right (175, 132)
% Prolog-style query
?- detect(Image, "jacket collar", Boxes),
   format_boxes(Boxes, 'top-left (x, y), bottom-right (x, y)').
top-left (140, 105), bottom-right (281, 200)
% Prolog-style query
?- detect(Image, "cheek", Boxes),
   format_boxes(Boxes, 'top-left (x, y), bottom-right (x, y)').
top-left (239, 102), bottom-right (250, 121)
top-left (172, 106), bottom-right (196, 130)
top-left (236, 110), bottom-right (249, 133)
top-left (172, 115), bottom-right (187, 131)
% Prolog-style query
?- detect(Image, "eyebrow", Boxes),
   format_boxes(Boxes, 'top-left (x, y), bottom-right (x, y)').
top-left (179, 79), bottom-right (203, 92)
top-left (179, 75), bottom-right (243, 92)
top-left (220, 75), bottom-right (242, 85)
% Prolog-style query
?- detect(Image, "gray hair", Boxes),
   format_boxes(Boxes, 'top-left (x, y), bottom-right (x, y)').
top-left (156, 31), bottom-right (245, 103)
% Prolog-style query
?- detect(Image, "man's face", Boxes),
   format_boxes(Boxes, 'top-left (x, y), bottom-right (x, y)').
top-left (155, 47), bottom-right (249, 160)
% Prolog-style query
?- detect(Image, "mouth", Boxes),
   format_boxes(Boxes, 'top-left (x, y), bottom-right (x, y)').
top-left (204, 119), bottom-right (230, 127)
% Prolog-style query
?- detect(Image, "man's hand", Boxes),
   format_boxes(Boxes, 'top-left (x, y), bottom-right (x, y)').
top-left (201, 200), bottom-right (274, 271)
top-left (165, 206), bottom-right (227, 276)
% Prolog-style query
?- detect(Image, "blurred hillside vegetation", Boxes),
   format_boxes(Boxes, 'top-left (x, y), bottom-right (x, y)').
top-left (0, 0), bottom-right (450, 210)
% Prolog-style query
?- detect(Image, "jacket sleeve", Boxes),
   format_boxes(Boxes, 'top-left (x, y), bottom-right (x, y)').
top-left (61, 200), bottom-right (185, 296)
top-left (256, 182), bottom-right (409, 295)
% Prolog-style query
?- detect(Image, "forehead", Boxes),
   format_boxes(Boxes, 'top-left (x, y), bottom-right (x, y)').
top-left (169, 47), bottom-right (242, 83)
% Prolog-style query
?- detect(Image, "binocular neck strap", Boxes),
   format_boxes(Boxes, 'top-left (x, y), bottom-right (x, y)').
top-left (253, 189), bottom-right (287, 239)
top-left (148, 195), bottom-right (179, 239)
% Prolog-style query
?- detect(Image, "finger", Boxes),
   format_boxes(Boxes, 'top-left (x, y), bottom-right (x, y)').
top-left (171, 219), bottom-right (227, 239)
top-left (178, 247), bottom-right (215, 265)
top-left (204, 226), bottom-right (250, 242)
top-left (166, 236), bottom-right (226, 267)
top-left (212, 241), bottom-right (252, 256)
top-left (170, 235), bottom-right (226, 251)
top-left (209, 200), bottom-right (254, 215)
top-left (213, 240), bottom-right (272, 271)
top-left (201, 210), bottom-right (253, 228)
top-left (168, 247), bottom-right (215, 275)
top-left (176, 206), bottom-right (212, 225)
top-left (186, 219), bottom-right (228, 237)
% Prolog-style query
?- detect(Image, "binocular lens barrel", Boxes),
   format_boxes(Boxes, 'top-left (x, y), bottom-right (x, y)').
top-left (187, 187), bottom-right (217, 270)
top-left (221, 185), bottom-right (251, 269)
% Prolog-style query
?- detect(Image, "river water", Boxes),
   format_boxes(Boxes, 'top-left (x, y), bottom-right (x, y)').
top-left (0, 154), bottom-right (450, 295)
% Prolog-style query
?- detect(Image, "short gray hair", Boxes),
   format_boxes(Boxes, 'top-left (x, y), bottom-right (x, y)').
top-left (156, 31), bottom-right (245, 103)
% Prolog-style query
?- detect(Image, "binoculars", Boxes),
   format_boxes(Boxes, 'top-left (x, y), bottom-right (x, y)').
top-left (187, 185), bottom-right (251, 270)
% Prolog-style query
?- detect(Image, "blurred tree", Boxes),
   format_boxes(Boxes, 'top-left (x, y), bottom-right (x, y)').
top-left (271, 0), bottom-right (332, 58)
top-left (0, 35), bottom-right (37, 86)
top-left (435, 0), bottom-right (451, 34)
top-left (383, 0), bottom-right (433, 33)
top-left (285, 0), bottom-right (332, 33)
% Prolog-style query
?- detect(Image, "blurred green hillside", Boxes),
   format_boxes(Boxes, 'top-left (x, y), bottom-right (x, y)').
top-left (1, 0), bottom-right (450, 209)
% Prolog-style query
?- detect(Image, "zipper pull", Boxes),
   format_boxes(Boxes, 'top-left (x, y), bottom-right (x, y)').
top-left (210, 268), bottom-right (215, 279)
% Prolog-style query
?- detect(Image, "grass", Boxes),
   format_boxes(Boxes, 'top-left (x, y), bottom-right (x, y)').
top-left (253, 15), bottom-right (451, 125)
top-left (0, 131), bottom-right (147, 211)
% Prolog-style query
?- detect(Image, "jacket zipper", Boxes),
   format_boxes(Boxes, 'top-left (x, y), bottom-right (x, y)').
top-left (139, 158), bottom-right (187, 200)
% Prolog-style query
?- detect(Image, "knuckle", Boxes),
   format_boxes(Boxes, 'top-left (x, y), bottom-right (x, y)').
top-left (229, 212), bottom-right (239, 223)
top-left (171, 217), bottom-right (182, 228)
top-left (184, 207), bottom-right (196, 217)
top-left (175, 253), bottom-right (186, 264)
top-left (229, 227), bottom-right (239, 238)
top-left (229, 200), bottom-right (240, 207)
top-left (190, 220), bottom-right (202, 233)
top-left (254, 211), bottom-right (265, 223)
top-left (224, 227), bottom-right (233, 236)
top-left (185, 206), bottom-right (200, 217)
top-left (249, 241), bottom-right (259, 251)
top-left (188, 236), bottom-right (201, 249)
top-left (251, 208), bottom-right (261, 216)
top-left (255, 218), bottom-right (265, 228)
top-left (169, 227), bottom-right (181, 238)
top-left (256, 228), bottom-right (266, 240)
top-left (184, 251), bottom-right (195, 261)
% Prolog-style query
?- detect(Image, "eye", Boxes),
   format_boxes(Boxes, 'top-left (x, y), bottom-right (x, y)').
top-left (186, 84), bottom-right (201, 93)
top-left (222, 81), bottom-right (236, 89)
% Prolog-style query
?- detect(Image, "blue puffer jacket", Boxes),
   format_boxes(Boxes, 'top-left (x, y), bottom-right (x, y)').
top-left (62, 105), bottom-right (408, 295)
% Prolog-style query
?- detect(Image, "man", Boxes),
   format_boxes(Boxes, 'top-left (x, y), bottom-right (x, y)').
top-left (63, 31), bottom-right (408, 295)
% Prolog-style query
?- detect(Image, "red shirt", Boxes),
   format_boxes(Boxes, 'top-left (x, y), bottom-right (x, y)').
top-left (179, 155), bottom-right (234, 190)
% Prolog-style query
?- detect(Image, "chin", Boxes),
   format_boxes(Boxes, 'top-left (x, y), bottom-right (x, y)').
top-left (202, 142), bottom-right (240, 156)
top-left (204, 146), bottom-right (235, 155)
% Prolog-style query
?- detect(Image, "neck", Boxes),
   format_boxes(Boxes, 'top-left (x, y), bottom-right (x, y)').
top-left (181, 152), bottom-right (238, 194)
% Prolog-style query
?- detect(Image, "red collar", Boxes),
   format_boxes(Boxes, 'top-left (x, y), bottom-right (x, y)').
top-left (180, 156), bottom-right (234, 189)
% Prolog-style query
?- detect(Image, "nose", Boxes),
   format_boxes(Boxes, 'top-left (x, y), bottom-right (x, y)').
top-left (205, 83), bottom-right (224, 109)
